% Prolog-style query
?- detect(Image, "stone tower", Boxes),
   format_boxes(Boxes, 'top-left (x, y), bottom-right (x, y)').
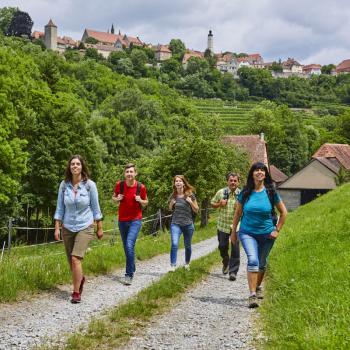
top-left (207, 30), bottom-right (213, 53)
top-left (111, 23), bottom-right (115, 34)
top-left (44, 19), bottom-right (57, 50)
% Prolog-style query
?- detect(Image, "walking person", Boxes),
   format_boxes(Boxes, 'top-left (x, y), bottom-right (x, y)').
top-left (211, 172), bottom-right (241, 281)
top-left (168, 175), bottom-right (199, 271)
top-left (54, 155), bottom-right (103, 304)
top-left (231, 162), bottom-right (287, 308)
top-left (112, 163), bottom-right (148, 285)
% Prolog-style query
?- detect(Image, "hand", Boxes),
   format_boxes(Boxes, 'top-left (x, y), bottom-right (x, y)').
top-left (115, 194), bottom-right (124, 202)
top-left (220, 199), bottom-right (228, 207)
top-left (230, 231), bottom-right (237, 244)
top-left (185, 196), bottom-right (193, 204)
top-left (96, 228), bottom-right (103, 240)
top-left (54, 228), bottom-right (61, 241)
top-left (135, 195), bottom-right (141, 203)
top-left (269, 230), bottom-right (279, 239)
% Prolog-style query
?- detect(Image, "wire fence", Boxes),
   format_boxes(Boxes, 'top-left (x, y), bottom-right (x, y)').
top-left (0, 208), bottom-right (212, 262)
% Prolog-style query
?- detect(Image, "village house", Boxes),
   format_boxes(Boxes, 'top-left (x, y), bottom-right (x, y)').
top-left (182, 50), bottom-right (204, 68)
top-left (215, 52), bottom-right (238, 76)
top-left (336, 59), bottom-right (350, 74)
top-left (154, 44), bottom-right (172, 61)
top-left (237, 54), bottom-right (264, 69)
top-left (281, 57), bottom-right (303, 76)
top-left (302, 64), bottom-right (322, 77)
top-left (278, 143), bottom-right (350, 210)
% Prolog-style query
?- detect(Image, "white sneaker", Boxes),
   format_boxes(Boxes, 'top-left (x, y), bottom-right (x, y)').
top-left (122, 276), bottom-right (132, 285)
top-left (184, 264), bottom-right (190, 270)
top-left (169, 265), bottom-right (176, 272)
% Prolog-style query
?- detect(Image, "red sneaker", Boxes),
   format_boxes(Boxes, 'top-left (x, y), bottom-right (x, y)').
top-left (71, 292), bottom-right (81, 304)
top-left (79, 276), bottom-right (86, 295)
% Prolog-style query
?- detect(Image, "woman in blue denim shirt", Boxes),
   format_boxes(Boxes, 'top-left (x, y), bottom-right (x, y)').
top-left (54, 155), bottom-right (103, 303)
top-left (231, 162), bottom-right (287, 308)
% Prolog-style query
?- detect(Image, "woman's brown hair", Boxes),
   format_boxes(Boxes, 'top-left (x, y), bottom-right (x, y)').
top-left (172, 175), bottom-right (195, 198)
top-left (64, 155), bottom-right (90, 182)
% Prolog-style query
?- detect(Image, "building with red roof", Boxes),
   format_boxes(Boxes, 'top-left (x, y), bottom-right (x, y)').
top-left (336, 59), bottom-right (350, 74)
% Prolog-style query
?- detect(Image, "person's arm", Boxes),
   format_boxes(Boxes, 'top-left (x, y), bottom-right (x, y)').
top-left (89, 181), bottom-right (103, 239)
top-left (112, 182), bottom-right (124, 204)
top-left (269, 200), bottom-right (288, 239)
top-left (169, 197), bottom-right (176, 211)
top-left (186, 195), bottom-right (199, 213)
top-left (54, 181), bottom-right (65, 241)
top-left (135, 185), bottom-right (148, 208)
top-left (211, 190), bottom-right (226, 208)
top-left (230, 202), bottom-right (243, 244)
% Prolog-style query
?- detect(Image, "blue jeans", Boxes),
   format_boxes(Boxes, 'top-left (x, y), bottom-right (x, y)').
top-left (239, 231), bottom-right (275, 272)
top-left (170, 223), bottom-right (194, 265)
top-left (118, 220), bottom-right (142, 278)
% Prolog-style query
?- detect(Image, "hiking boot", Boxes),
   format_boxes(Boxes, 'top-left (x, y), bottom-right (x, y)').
top-left (71, 292), bottom-right (81, 304)
top-left (248, 295), bottom-right (259, 308)
top-left (256, 286), bottom-right (264, 299)
top-left (123, 276), bottom-right (133, 286)
top-left (222, 264), bottom-right (229, 275)
top-left (229, 272), bottom-right (237, 281)
top-left (169, 265), bottom-right (176, 272)
top-left (79, 276), bottom-right (86, 295)
top-left (184, 264), bottom-right (190, 270)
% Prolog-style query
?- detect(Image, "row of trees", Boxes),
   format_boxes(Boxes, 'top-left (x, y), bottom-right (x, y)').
top-left (0, 34), bottom-right (250, 230)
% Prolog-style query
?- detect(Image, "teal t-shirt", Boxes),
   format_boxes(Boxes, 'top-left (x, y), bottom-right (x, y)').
top-left (237, 188), bottom-right (281, 235)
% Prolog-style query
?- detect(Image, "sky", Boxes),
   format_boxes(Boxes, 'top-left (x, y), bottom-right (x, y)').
top-left (2, 0), bottom-right (350, 65)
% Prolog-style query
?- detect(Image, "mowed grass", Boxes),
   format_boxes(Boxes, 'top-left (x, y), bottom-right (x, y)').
top-left (260, 183), bottom-right (350, 350)
top-left (60, 250), bottom-right (218, 350)
top-left (0, 220), bottom-right (217, 303)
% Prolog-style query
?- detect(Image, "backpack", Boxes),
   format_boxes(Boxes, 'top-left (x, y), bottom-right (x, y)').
top-left (223, 187), bottom-right (229, 200)
top-left (119, 180), bottom-right (142, 196)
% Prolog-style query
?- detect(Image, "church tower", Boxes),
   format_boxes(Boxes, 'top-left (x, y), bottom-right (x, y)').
top-left (111, 23), bottom-right (115, 34)
top-left (44, 19), bottom-right (57, 51)
top-left (207, 30), bottom-right (213, 53)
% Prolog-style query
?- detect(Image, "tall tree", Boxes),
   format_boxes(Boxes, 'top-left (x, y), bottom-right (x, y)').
top-left (5, 10), bottom-right (33, 38)
top-left (0, 6), bottom-right (18, 34)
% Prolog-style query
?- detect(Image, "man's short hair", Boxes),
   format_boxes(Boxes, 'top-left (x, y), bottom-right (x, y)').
top-left (124, 163), bottom-right (136, 171)
top-left (226, 172), bottom-right (240, 181)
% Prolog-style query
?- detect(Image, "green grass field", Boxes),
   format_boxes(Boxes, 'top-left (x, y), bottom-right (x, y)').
top-left (0, 219), bottom-right (217, 303)
top-left (260, 183), bottom-right (350, 349)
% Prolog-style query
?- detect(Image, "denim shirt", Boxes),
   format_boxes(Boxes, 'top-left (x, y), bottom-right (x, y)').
top-left (54, 179), bottom-right (103, 232)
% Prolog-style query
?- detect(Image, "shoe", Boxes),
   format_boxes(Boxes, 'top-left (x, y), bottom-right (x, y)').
top-left (256, 286), bottom-right (264, 299)
top-left (79, 276), bottom-right (85, 295)
top-left (248, 295), bottom-right (259, 308)
top-left (184, 264), bottom-right (190, 270)
top-left (229, 272), bottom-right (236, 281)
top-left (222, 264), bottom-right (229, 275)
top-left (169, 265), bottom-right (176, 272)
top-left (71, 292), bottom-right (81, 304)
top-left (123, 276), bottom-right (133, 285)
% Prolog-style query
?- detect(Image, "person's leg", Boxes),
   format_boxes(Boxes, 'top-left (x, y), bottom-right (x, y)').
top-left (71, 255), bottom-right (83, 292)
top-left (229, 239), bottom-right (240, 276)
top-left (217, 230), bottom-right (230, 273)
top-left (124, 220), bottom-right (142, 277)
top-left (62, 227), bottom-right (75, 270)
top-left (183, 223), bottom-right (194, 264)
top-left (239, 232), bottom-right (259, 293)
top-left (257, 235), bottom-right (275, 287)
top-left (118, 221), bottom-right (130, 275)
top-left (170, 224), bottom-right (181, 266)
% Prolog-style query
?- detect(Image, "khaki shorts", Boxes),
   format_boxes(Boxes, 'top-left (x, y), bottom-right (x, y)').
top-left (62, 225), bottom-right (94, 259)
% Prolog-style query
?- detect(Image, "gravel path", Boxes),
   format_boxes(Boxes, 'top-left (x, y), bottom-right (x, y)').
top-left (122, 254), bottom-right (258, 350)
top-left (0, 237), bottom-right (218, 350)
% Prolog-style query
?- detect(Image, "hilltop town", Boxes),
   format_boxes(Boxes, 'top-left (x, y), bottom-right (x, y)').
top-left (33, 20), bottom-right (350, 78)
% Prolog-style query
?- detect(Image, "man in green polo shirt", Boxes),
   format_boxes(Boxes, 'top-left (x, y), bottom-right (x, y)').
top-left (211, 172), bottom-right (240, 281)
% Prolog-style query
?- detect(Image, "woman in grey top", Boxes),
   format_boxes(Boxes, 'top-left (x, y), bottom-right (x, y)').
top-left (168, 175), bottom-right (199, 271)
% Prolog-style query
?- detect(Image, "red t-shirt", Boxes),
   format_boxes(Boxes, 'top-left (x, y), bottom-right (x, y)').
top-left (114, 181), bottom-right (147, 221)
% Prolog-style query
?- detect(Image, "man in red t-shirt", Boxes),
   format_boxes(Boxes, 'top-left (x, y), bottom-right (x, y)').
top-left (112, 163), bottom-right (148, 285)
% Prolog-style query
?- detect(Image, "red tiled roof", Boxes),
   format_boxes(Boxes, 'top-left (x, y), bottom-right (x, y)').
top-left (336, 59), bottom-right (350, 73)
top-left (222, 135), bottom-right (268, 166)
top-left (282, 58), bottom-right (302, 68)
top-left (156, 44), bottom-right (171, 53)
top-left (32, 31), bottom-right (44, 39)
top-left (182, 51), bottom-right (204, 63)
top-left (303, 64), bottom-right (321, 70)
top-left (270, 165), bottom-right (288, 183)
top-left (57, 36), bottom-right (77, 46)
top-left (312, 143), bottom-right (350, 170)
top-left (84, 29), bottom-right (119, 44)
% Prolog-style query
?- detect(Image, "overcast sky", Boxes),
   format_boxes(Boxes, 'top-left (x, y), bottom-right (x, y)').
top-left (2, 0), bottom-right (350, 64)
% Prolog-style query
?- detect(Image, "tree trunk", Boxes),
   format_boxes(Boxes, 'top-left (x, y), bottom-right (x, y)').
top-left (200, 199), bottom-right (209, 227)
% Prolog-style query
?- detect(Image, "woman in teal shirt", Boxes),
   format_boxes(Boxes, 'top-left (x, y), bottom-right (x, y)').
top-left (231, 162), bottom-right (287, 308)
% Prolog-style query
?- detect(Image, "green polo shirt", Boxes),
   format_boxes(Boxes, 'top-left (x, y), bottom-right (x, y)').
top-left (211, 187), bottom-right (240, 234)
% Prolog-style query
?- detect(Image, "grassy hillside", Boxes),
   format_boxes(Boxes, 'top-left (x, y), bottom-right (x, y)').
top-left (260, 183), bottom-right (350, 349)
